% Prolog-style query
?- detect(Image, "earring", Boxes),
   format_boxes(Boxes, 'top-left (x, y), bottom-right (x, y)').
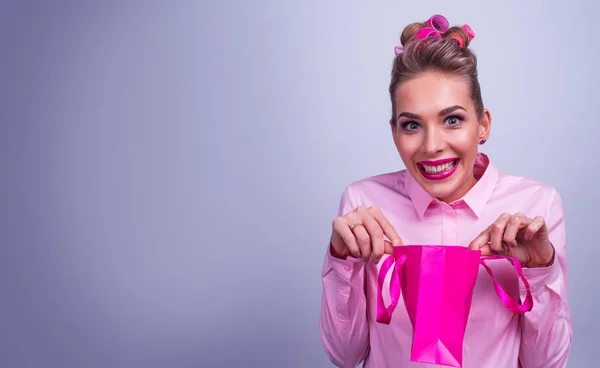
top-left (479, 139), bottom-right (486, 145)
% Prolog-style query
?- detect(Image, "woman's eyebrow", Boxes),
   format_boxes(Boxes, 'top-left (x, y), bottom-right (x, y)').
top-left (396, 105), bottom-right (466, 120)
top-left (438, 105), bottom-right (466, 116)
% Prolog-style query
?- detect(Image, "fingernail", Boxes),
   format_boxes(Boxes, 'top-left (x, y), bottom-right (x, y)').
top-left (354, 252), bottom-right (361, 258)
top-left (373, 259), bottom-right (379, 265)
top-left (525, 234), bottom-right (531, 241)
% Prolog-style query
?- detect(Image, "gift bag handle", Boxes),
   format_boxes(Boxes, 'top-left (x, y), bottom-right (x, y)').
top-left (376, 254), bottom-right (407, 324)
top-left (479, 255), bottom-right (533, 314)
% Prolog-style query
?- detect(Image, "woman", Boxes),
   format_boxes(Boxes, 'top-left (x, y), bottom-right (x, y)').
top-left (319, 15), bottom-right (572, 368)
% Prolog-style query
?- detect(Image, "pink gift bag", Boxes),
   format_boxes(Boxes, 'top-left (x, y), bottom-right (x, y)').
top-left (376, 245), bottom-right (533, 368)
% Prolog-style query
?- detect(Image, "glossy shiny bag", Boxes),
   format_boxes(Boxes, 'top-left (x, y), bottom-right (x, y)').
top-left (376, 245), bottom-right (533, 367)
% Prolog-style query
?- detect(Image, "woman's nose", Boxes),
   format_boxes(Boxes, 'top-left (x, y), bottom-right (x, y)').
top-left (421, 128), bottom-right (446, 155)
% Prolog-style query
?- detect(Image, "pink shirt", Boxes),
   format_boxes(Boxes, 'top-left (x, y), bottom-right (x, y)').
top-left (319, 153), bottom-right (572, 368)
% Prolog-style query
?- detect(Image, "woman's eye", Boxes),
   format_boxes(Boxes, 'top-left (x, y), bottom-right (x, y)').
top-left (401, 122), bottom-right (421, 131)
top-left (445, 116), bottom-right (463, 127)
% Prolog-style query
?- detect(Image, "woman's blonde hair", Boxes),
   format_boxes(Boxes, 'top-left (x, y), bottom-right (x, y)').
top-left (389, 15), bottom-right (484, 122)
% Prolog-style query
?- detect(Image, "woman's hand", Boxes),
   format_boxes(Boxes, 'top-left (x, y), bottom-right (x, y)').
top-left (330, 205), bottom-right (403, 264)
top-left (468, 212), bottom-right (555, 268)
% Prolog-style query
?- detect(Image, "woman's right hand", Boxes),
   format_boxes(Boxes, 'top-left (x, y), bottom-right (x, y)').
top-left (330, 205), bottom-right (403, 264)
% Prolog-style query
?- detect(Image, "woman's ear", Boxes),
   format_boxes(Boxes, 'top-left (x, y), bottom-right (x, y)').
top-left (479, 109), bottom-right (492, 142)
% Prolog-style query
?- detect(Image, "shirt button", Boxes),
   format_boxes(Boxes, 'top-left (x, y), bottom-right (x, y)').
top-left (344, 265), bottom-right (352, 272)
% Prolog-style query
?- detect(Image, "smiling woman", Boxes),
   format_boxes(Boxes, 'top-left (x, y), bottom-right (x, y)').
top-left (319, 14), bottom-right (572, 368)
top-left (392, 73), bottom-right (488, 203)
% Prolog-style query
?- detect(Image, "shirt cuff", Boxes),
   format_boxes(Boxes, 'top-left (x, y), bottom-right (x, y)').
top-left (521, 252), bottom-right (560, 292)
top-left (324, 243), bottom-right (364, 283)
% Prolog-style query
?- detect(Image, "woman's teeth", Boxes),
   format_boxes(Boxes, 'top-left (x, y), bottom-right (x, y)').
top-left (421, 160), bottom-right (457, 174)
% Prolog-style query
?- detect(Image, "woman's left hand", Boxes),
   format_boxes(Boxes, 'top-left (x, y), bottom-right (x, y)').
top-left (468, 212), bottom-right (555, 268)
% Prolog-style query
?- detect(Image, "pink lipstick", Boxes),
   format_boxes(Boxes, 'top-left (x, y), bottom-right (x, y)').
top-left (417, 158), bottom-right (460, 181)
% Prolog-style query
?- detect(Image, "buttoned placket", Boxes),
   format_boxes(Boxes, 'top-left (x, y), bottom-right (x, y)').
top-left (440, 201), bottom-right (459, 245)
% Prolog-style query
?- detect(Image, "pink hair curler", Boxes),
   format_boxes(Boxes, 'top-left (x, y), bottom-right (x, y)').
top-left (415, 27), bottom-right (442, 41)
top-left (462, 24), bottom-right (475, 40)
top-left (427, 14), bottom-right (450, 33)
top-left (449, 34), bottom-right (465, 48)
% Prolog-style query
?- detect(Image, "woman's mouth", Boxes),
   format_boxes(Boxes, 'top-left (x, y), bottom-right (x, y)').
top-left (417, 158), bottom-right (460, 180)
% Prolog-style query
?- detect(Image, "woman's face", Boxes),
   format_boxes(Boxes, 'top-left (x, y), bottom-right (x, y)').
top-left (391, 71), bottom-right (491, 203)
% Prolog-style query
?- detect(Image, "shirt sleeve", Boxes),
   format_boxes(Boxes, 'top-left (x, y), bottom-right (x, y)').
top-left (319, 185), bottom-right (370, 368)
top-left (518, 188), bottom-right (573, 368)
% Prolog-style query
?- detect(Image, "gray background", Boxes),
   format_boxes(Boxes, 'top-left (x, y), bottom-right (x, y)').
top-left (1, 1), bottom-right (597, 367)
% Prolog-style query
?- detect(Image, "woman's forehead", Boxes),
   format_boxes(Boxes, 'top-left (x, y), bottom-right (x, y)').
top-left (395, 72), bottom-right (473, 114)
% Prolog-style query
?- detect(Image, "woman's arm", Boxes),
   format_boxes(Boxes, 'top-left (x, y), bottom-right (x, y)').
top-left (320, 246), bottom-right (369, 367)
top-left (519, 189), bottom-right (572, 367)
top-left (319, 186), bottom-right (370, 368)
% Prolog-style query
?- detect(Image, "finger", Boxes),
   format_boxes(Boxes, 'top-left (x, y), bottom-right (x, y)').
top-left (524, 216), bottom-right (546, 241)
top-left (332, 216), bottom-right (361, 258)
top-left (356, 206), bottom-right (385, 263)
top-left (368, 206), bottom-right (403, 247)
top-left (490, 213), bottom-right (511, 254)
top-left (467, 228), bottom-right (494, 256)
top-left (503, 213), bottom-right (532, 247)
top-left (384, 240), bottom-right (394, 255)
top-left (468, 235), bottom-right (493, 256)
top-left (351, 223), bottom-right (372, 262)
top-left (478, 242), bottom-right (493, 256)
top-left (468, 227), bottom-right (491, 251)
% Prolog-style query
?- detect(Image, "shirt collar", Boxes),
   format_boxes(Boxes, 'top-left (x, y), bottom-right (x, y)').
top-left (406, 152), bottom-right (499, 218)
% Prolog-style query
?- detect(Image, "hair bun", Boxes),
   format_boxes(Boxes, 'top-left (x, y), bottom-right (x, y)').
top-left (397, 15), bottom-right (475, 52)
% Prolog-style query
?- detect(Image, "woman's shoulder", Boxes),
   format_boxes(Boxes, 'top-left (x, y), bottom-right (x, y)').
top-left (497, 170), bottom-right (556, 191)
top-left (478, 154), bottom-right (561, 203)
top-left (343, 169), bottom-right (410, 193)
top-left (336, 169), bottom-right (413, 210)
top-left (495, 170), bottom-right (561, 203)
